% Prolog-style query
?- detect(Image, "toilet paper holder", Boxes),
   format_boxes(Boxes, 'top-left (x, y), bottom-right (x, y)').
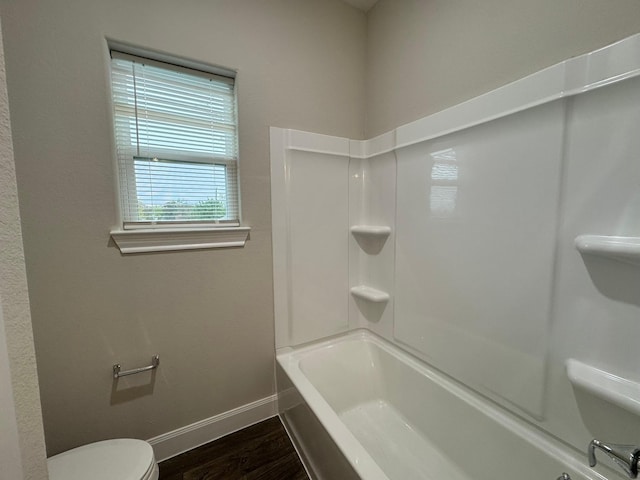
top-left (113, 355), bottom-right (160, 379)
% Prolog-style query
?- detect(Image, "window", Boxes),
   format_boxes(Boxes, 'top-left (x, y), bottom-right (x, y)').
top-left (109, 50), bottom-right (249, 253)
top-left (110, 51), bottom-right (240, 229)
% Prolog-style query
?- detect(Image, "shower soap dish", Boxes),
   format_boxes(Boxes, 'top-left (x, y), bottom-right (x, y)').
top-left (566, 359), bottom-right (640, 416)
top-left (350, 285), bottom-right (390, 303)
top-left (575, 235), bottom-right (640, 266)
top-left (350, 225), bottom-right (391, 237)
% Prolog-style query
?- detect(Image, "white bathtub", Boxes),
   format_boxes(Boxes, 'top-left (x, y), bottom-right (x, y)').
top-left (277, 330), bottom-right (605, 480)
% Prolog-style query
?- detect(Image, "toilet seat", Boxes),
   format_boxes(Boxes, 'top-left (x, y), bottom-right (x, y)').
top-left (47, 438), bottom-right (159, 480)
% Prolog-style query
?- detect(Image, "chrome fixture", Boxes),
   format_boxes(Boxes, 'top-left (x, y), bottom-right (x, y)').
top-left (588, 439), bottom-right (640, 478)
top-left (113, 355), bottom-right (160, 379)
top-left (557, 474), bottom-right (571, 480)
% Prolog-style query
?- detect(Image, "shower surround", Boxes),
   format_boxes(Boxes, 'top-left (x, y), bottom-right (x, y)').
top-left (271, 33), bottom-right (640, 480)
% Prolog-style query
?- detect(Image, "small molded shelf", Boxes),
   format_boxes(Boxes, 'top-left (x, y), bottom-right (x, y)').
top-left (350, 225), bottom-right (392, 238)
top-left (575, 235), bottom-right (640, 266)
top-left (567, 359), bottom-right (640, 417)
top-left (350, 285), bottom-right (390, 303)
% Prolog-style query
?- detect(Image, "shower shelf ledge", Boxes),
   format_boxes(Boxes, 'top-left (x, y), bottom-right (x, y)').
top-left (350, 225), bottom-right (392, 237)
top-left (575, 235), bottom-right (640, 266)
top-left (350, 285), bottom-right (390, 303)
top-left (567, 359), bottom-right (640, 417)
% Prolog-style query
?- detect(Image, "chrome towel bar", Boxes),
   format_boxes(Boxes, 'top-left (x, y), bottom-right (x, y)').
top-left (113, 355), bottom-right (159, 379)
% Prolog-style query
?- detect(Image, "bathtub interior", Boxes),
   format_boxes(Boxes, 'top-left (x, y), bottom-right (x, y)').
top-left (288, 333), bottom-right (598, 480)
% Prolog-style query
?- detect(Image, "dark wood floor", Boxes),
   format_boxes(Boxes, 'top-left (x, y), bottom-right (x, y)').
top-left (158, 416), bottom-right (309, 480)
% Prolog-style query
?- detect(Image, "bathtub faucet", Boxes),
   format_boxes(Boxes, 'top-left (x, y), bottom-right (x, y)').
top-left (588, 439), bottom-right (640, 478)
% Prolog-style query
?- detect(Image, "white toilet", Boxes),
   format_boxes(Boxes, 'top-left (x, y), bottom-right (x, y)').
top-left (47, 438), bottom-right (159, 480)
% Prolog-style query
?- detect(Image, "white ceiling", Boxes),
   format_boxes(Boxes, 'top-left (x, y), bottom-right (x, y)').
top-left (341, 0), bottom-right (379, 12)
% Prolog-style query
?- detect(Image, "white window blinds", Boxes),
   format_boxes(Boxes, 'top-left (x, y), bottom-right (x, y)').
top-left (110, 51), bottom-right (239, 227)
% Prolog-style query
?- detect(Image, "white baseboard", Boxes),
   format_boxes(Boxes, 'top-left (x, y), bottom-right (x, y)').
top-left (147, 394), bottom-right (278, 462)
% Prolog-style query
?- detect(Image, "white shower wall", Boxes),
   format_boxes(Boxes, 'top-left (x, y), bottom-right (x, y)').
top-left (270, 131), bottom-right (354, 347)
top-left (271, 33), bottom-right (640, 464)
top-left (349, 146), bottom-right (397, 336)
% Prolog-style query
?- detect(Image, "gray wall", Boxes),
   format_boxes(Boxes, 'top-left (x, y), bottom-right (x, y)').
top-left (0, 18), bottom-right (48, 479)
top-left (366, 0), bottom-right (640, 137)
top-left (0, 0), bottom-right (365, 456)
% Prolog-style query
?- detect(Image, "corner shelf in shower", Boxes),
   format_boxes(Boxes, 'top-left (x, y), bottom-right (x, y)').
top-left (566, 359), bottom-right (640, 417)
top-left (350, 285), bottom-right (390, 303)
top-left (575, 235), bottom-right (640, 266)
top-left (350, 225), bottom-right (392, 238)
top-left (351, 225), bottom-right (392, 255)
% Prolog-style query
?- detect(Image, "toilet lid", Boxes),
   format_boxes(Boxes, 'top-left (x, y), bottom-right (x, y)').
top-left (48, 439), bottom-right (156, 480)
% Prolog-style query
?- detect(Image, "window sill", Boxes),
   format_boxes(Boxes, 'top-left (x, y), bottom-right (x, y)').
top-left (110, 226), bottom-right (251, 254)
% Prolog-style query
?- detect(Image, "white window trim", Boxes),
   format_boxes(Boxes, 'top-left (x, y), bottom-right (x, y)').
top-left (107, 43), bottom-right (249, 254)
top-left (110, 226), bottom-right (250, 254)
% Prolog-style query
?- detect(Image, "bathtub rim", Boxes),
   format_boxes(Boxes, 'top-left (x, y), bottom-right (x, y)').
top-left (276, 328), bottom-right (609, 480)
